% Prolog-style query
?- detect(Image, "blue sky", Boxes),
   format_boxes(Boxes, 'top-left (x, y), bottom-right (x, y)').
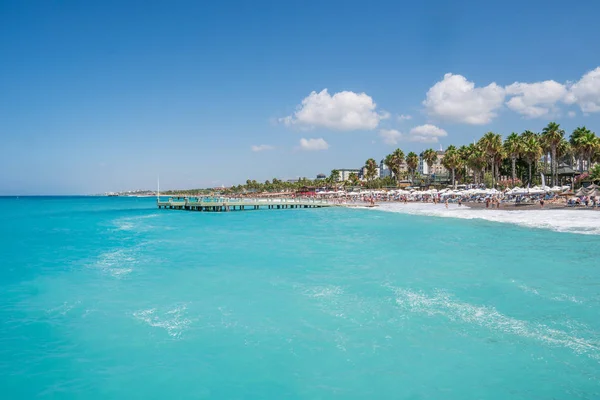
top-left (1, 0), bottom-right (600, 194)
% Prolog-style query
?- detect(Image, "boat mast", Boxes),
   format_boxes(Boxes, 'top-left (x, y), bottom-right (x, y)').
top-left (157, 176), bottom-right (160, 202)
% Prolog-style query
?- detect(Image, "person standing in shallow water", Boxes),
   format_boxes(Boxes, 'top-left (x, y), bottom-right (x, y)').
top-left (445, 198), bottom-right (448, 208)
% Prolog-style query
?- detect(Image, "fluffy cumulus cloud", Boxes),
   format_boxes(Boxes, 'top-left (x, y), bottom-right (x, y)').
top-left (423, 73), bottom-right (505, 125)
top-left (564, 67), bottom-right (600, 113)
top-left (379, 129), bottom-right (402, 145)
top-left (281, 89), bottom-right (384, 131)
top-left (505, 80), bottom-right (567, 118)
top-left (380, 125), bottom-right (447, 145)
top-left (299, 138), bottom-right (329, 151)
top-left (408, 124), bottom-right (448, 143)
top-left (250, 144), bottom-right (274, 152)
top-left (423, 68), bottom-right (600, 122)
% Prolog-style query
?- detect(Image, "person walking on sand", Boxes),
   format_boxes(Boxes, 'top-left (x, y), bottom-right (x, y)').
top-left (445, 198), bottom-right (448, 208)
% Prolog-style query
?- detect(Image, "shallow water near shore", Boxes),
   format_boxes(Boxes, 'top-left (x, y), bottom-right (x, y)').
top-left (1, 196), bottom-right (599, 399)
top-left (376, 202), bottom-right (600, 235)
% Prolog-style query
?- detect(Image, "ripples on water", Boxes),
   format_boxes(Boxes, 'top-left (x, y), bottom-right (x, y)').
top-left (1, 197), bottom-right (599, 399)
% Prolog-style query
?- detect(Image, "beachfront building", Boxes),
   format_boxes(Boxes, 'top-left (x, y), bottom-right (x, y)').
top-left (379, 159), bottom-right (408, 179)
top-left (359, 166), bottom-right (380, 181)
top-left (336, 169), bottom-right (361, 182)
top-left (379, 160), bottom-right (391, 178)
top-left (419, 150), bottom-right (447, 176)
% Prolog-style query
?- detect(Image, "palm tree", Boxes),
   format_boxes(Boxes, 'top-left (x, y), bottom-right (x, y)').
top-left (570, 126), bottom-right (588, 172)
top-left (391, 148), bottom-right (405, 183)
top-left (478, 132), bottom-right (503, 188)
top-left (457, 145), bottom-right (470, 183)
top-left (364, 158), bottom-right (378, 184)
top-left (329, 169), bottom-right (340, 186)
top-left (406, 152), bottom-right (419, 183)
top-left (520, 131), bottom-right (542, 186)
top-left (464, 143), bottom-right (486, 184)
top-left (541, 122), bottom-right (565, 186)
top-left (442, 145), bottom-right (461, 189)
top-left (383, 154), bottom-right (395, 180)
top-left (504, 132), bottom-right (522, 186)
top-left (348, 172), bottom-right (359, 186)
top-left (422, 149), bottom-right (438, 177)
top-left (572, 128), bottom-right (599, 172)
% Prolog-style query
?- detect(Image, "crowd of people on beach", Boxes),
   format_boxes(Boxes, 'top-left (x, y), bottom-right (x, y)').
top-left (310, 185), bottom-right (600, 210)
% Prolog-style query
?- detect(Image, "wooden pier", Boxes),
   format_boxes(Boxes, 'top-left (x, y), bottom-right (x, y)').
top-left (157, 197), bottom-right (336, 212)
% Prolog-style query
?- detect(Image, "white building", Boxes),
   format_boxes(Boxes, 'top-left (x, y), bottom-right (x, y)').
top-left (360, 166), bottom-right (380, 180)
top-left (336, 169), bottom-right (361, 181)
top-left (379, 159), bottom-right (391, 178)
top-left (419, 150), bottom-right (447, 175)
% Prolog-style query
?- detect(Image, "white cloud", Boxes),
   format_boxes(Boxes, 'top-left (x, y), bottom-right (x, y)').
top-left (281, 89), bottom-right (384, 131)
top-left (299, 138), bottom-right (329, 151)
top-left (397, 114), bottom-right (412, 121)
top-left (505, 80), bottom-right (567, 118)
top-left (379, 129), bottom-right (403, 145)
top-left (251, 144), bottom-right (275, 152)
top-left (564, 67), bottom-right (600, 113)
top-left (408, 124), bottom-right (448, 143)
top-left (568, 111), bottom-right (576, 118)
top-left (380, 124), bottom-right (448, 144)
top-left (423, 73), bottom-right (505, 125)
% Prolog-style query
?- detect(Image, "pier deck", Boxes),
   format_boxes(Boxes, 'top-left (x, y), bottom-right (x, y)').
top-left (157, 197), bottom-right (336, 212)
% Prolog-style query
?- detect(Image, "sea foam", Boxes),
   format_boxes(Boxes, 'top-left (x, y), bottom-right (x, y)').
top-left (374, 203), bottom-right (600, 235)
top-left (392, 287), bottom-right (600, 360)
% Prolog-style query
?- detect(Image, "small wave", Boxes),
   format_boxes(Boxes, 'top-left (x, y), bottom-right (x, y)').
top-left (392, 287), bottom-right (600, 360)
top-left (511, 280), bottom-right (540, 296)
top-left (93, 248), bottom-right (139, 278)
top-left (374, 203), bottom-right (600, 235)
top-left (112, 214), bottom-right (158, 231)
top-left (133, 304), bottom-right (191, 338)
top-left (46, 300), bottom-right (81, 316)
top-left (552, 294), bottom-right (583, 304)
top-left (511, 280), bottom-right (583, 304)
top-left (303, 285), bottom-right (344, 298)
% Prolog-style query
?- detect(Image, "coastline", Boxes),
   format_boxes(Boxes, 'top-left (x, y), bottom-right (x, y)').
top-left (372, 202), bottom-right (600, 235)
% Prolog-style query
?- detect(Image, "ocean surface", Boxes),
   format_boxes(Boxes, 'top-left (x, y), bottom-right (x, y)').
top-left (1, 196), bottom-right (599, 399)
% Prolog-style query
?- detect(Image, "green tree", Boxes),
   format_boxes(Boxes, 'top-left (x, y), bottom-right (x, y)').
top-left (391, 148), bottom-right (405, 183)
top-left (383, 154), bottom-right (395, 180)
top-left (364, 158), bottom-right (378, 185)
top-left (442, 145), bottom-right (461, 189)
top-left (572, 127), bottom-right (599, 172)
top-left (478, 132), bottom-right (503, 188)
top-left (422, 149), bottom-right (438, 176)
top-left (541, 122), bottom-right (565, 186)
top-left (520, 131), bottom-right (542, 186)
top-left (504, 132), bottom-right (523, 186)
top-left (591, 164), bottom-right (600, 181)
top-left (329, 169), bottom-right (340, 185)
top-left (406, 152), bottom-right (419, 183)
top-left (464, 143), bottom-right (486, 185)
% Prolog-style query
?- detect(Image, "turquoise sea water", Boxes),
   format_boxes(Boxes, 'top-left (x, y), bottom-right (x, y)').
top-left (1, 196), bottom-right (599, 399)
